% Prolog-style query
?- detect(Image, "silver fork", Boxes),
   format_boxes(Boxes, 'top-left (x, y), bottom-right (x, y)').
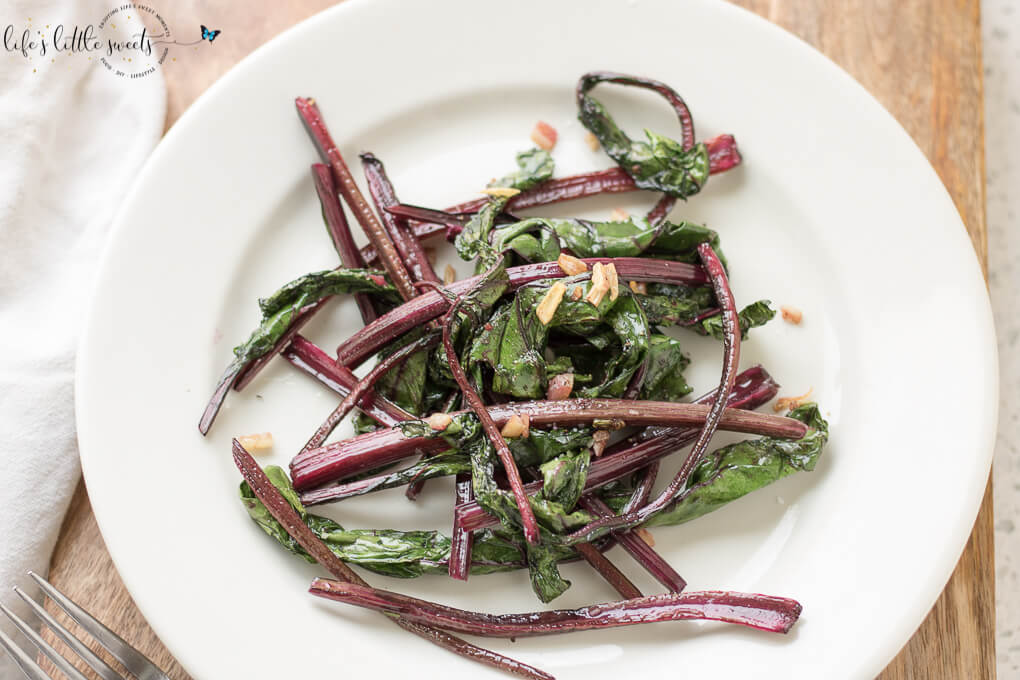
top-left (0, 572), bottom-right (170, 680)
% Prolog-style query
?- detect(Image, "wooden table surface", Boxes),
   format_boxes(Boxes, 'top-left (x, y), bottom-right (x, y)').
top-left (41, 1), bottom-right (993, 677)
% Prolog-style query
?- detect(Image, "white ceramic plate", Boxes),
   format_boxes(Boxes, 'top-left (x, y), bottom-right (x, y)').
top-left (77, 1), bottom-right (998, 678)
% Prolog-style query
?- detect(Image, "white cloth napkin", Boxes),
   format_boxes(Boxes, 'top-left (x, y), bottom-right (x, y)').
top-left (0, 0), bottom-right (164, 673)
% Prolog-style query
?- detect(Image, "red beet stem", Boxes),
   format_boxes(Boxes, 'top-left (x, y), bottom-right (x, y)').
top-left (574, 542), bottom-right (643, 600)
top-left (198, 366), bottom-right (241, 435)
top-left (445, 168), bottom-right (643, 217)
top-left (311, 163), bottom-right (378, 324)
top-left (199, 297), bottom-right (330, 434)
top-left (298, 364), bottom-right (769, 507)
top-left (622, 462), bottom-right (658, 514)
top-left (578, 71), bottom-right (696, 151)
top-left (359, 169), bottom-right (639, 265)
top-left (440, 262), bottom-right (540, 545)
top-left (516, 464), bottom-right (642, 600)
top-left (235, 440), bottom-right (362, 580)
top-left (581, 496), bottom-right (686, 594)
top-left (645, 195), bottom-right (676, 226)
top-left (409, 390), bottom-right (463, 502)
top-left (309, 579), bottom-right (803, 637)
top-left (232, 442), bottom-right (552, 680)
top-left (335, 257), bottom-right (706, 370)
top-left (291, 397), bottom-right (804, 493)
top-left (360, 153), bottom-right (440, 285)
top-left (668, 244), bottom-right (741, 486)
top-left (217, 163), bottom-right (381, 408)
top-left (300, 331), bottom-right (440, 454)
top-left (395, 627), bottom-right (554, 680)
top-left (680, 306), bottom-right (723, 327)
top-left (295, 97), bottom-right (416, 301)
top-left (562, 244), bottom-right (741, 545)
top-left (592, 454), bottom-right (688, 592)
top-left (283, 335), bottom-right (410, 427)
top-left (359, 143), bottom-right (743, 266)
top-left (454, 365), bottom-right (778, 532)
top-left (448, 473), bottom-right (475, 581)
top-left (572, 71), bottom-right (705, 233)
top-left (385, 203), bottom-right (472, 226)
top-left (237, 299), bottom-right (331, 396)
top-left (705, 134), bottom-right (742, 174)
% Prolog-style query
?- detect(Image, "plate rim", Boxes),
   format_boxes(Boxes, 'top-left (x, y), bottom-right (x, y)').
top-left (75, 1), bottom-right (999, 678)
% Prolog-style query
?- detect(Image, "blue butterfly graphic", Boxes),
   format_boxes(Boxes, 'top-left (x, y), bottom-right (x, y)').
top-left (201, 25), bottom-right (221, 42)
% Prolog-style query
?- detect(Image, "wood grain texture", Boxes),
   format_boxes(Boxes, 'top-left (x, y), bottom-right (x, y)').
top-left (39, 482), bottom-right (190, 680)
top-left (43, 1), bottom-right (993, 678)
top-left (739, 3), bottom-right (994, 678)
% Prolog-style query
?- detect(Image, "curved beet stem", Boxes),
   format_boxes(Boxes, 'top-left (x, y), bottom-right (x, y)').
top-left (232, 442), bottom-right (553, 680)
top-left (575, 71), bottom-right (701, 231)
top-left (291, 397), bottom-right (802, 492)
top-left (300, 331), bottom-right (440, 454)
top-left (310, 579), bottom-right (802, 637)
top-left (283, 335), bottom-right (410, 427)
top-left (440, 261), bottom-right (541, 545)
top-left (562, 243), bottom-right (741, 545)
top-left (577, 71), bottom-right (696, 150)
top-left (361, 153), bottom-right (440, 285)
top-left (295, 97), bottom-right (416, 302)
top-left (335, 257), bottom-right (707, 370)
top-left (673, 244), bottom-right (741, 485)
top-left (311, 163), bottom-right (378, 324)
top-left (456, 365), bottom-right (778, 533)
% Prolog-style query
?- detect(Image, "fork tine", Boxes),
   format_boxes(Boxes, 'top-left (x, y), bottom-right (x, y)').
top-left (1, 602), bottom-right (92, 680)
top-left (14, 587), bottom-right (124, 680)
top-left (28, 572), bottom-right (166, 680)
top-left (0, 626), bottom-right (50, 680)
